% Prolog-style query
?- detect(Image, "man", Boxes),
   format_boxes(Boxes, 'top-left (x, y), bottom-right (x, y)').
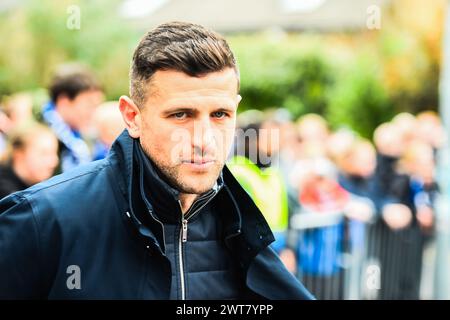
top-left (0, 22), bottom-right (313, 299)
top-left (42, 64), bottom-right (104, 172)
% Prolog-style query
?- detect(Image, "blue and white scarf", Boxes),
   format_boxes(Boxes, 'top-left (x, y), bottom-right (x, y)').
top-left (42, 101), bottom-right (91, 172)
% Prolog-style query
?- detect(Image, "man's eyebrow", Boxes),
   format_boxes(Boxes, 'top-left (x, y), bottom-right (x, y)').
top-left (162, 106), bottom-right (236, 116)
top-left (162, 107), bottom-right (199, 116)
top-left (214, 106), bottom-right (236, 113)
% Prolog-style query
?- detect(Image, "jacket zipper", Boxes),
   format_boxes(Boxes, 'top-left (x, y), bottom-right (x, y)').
top-left (178, 200), bottom-right (187, 300)
top-left (177, 191), bottom-right (218, 300)
top-left (149, 209), bottom-right (166, 255)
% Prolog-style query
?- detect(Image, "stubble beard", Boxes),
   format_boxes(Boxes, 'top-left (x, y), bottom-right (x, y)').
top-left (140, 142), bottom-right (224, 195)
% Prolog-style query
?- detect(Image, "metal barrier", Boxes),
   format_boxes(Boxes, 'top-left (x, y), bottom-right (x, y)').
top-left (290, 211), bottom-right (434, 300)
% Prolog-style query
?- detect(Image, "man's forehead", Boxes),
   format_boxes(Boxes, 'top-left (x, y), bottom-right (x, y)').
top-left (148, 68), bottom-right (238, 94)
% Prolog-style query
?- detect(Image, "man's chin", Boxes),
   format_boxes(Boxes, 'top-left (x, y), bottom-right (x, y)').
top-left (175, 171), bottom-right (220, 194)
top-left (177, 179), bottom-right (217, 194)
top-left (161, 162), bottom-right (224, 194)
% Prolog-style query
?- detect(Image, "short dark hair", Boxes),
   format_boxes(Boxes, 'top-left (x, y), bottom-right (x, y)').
top-left (130, 21), bottom-right (239, 108)
top-left (49, 64), bottom-right (101, 103)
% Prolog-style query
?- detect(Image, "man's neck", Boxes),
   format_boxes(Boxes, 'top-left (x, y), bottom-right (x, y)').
top-left (178, 193), bottom-right (198, 215)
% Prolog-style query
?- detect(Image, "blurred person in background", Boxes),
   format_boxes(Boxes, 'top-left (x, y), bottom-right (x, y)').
top-left (337, 138), bottom-right (377, 223)
top-left (397, 140), bottom-right (438, 234)
top-left (42, 64), bottom-right (104, 172)
top-left (0, 122), bottom-right (59, 199)
top-left (415, 111), bottom-right (446, 153)
top-left (0, 93), bottom-right (35, 155)
top-left (228, 113), bottom-right (296, 273)
top-left (0, 109), bottom-right (7, 154)
top-left (261, 110), bottom-right (305, 273)
top-left (91, 101), bottom-right (125, 160)
top-left (391, 112), bottom-right (417, 149)
top-left (371, 115), bottom-right (439, 299)
top-left (289, 113), bottom-right (332, 189)
top-left (296, 113), bottom-right (329, 144)
top-left (295, 113), bottom-right (330, 162)
top-left (372, 120), bottom-right (415, 299)
top-left (336, 138), bottom-right (378, 299)
top-left (326, 128), bottom-right (356, 165)
top-left (295, 155), bottom-right (349, 300)
top-left (0, 93), bottom-right (34, 133)
top-left (291, 113), bottom-right (337, 211)
top-left (289, 114), bottom-right (350, 299)
top-left (297, 158), bottom-right (349, 213)
top-left (373, 122), bottom-right (413, 229)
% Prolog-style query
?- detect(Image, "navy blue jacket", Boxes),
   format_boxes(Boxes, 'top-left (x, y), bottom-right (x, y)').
top-left (0, 130), bottom-right (314, 300)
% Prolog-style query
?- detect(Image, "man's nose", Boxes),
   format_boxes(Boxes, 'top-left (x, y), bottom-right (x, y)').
top-left (192, 117), bottom-right (215, 155)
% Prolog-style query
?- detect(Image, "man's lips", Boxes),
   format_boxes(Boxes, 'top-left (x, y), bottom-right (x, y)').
top-left (180, 159), bottom-right (216, 171)
top-left (181, 158), bottom-right (215, 164)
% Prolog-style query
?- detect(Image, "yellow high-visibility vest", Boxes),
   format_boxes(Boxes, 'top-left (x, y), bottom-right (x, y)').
top-left (227, 155), bottom-right (288, 232)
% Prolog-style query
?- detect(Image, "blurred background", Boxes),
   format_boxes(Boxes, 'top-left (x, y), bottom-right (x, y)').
top-left (1, 0), bottom-right (450, 300)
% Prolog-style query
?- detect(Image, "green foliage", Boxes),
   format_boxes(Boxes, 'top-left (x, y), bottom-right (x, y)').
top-left (230, 35), bottom-right (333, 119)
top-left (0, 0), bottom-right (137, 100)
top-left (325, 58), bottom-right (394, 138)
top-left (231, 30), bottom-right (438, 137)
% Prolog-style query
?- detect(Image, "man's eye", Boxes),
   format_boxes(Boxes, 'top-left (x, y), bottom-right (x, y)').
top-left (212, 111), bottom-right (227, 119)
top-left (172, 112), bottom-right (187, 119)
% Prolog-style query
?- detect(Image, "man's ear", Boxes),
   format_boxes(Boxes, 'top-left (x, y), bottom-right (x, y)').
top-left (119, 96), bottom-right (141, 138)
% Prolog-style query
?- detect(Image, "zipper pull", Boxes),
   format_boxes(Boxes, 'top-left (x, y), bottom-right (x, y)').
top-left (182, 219), bottom-right (188, 242)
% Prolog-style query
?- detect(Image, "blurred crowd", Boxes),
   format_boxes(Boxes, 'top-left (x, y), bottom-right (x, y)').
top-left (0, 64), bottom-right (124, 199)
top-left (0, 64), bottom-right (446, 299)
top-left (228, 107), bottom-right (445, 299)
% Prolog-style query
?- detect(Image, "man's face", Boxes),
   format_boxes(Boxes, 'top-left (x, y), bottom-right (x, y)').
top-left (60, 90), bottom-right (104, 132)
top-left (124, 68), bottom-right (240, 195)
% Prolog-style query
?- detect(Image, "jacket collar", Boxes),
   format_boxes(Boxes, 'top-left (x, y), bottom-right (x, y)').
top-left (134, 140), bottom-right (180, 224)
top-left (109, 130), bottom-right (274, 267)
